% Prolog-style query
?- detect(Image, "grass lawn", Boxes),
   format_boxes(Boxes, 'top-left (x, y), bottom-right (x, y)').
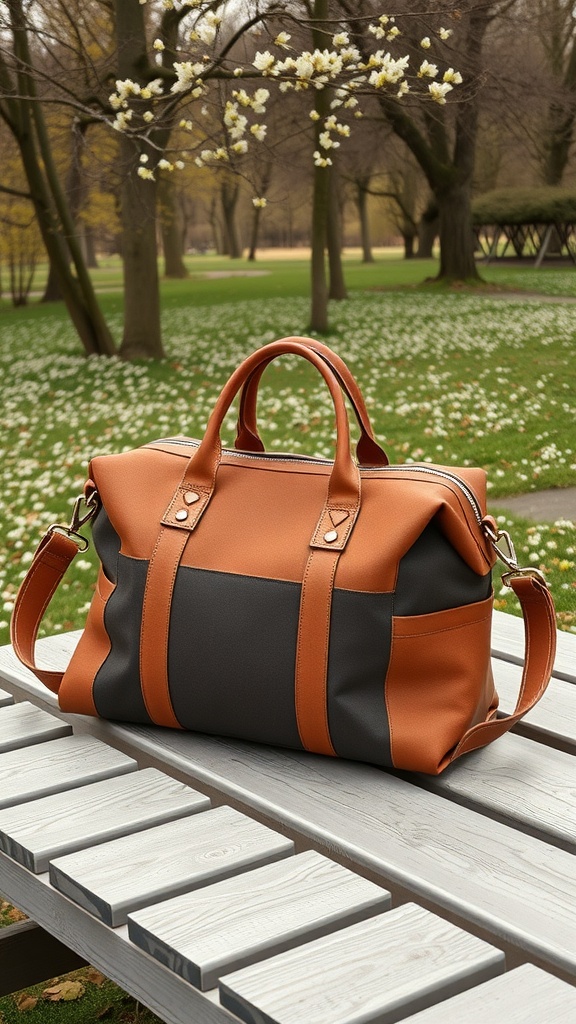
top-left (0, 250), bottom-right (575, 1014)
top-left (0, 252), bottom-right (575, 640)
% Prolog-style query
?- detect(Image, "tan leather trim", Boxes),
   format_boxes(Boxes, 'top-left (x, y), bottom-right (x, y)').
top-left (385, 596), bottom-right (494, 774)
top-left (58, 570), bottom-right (113, 716)
top-left (92, 450), bottom-right (492, 592)
top-left (295, 548), bottom-right (339, 756)
top-left (139, 527), bottom-right (187, 728)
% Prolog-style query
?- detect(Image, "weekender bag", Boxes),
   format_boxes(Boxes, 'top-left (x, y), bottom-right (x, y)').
top-left (12, 338), bottom-right (557, 775)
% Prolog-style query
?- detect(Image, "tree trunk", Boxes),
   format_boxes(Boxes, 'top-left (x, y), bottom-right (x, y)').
top-left (309, 0), bottom-right (330, 333)
top-left (403, 233), bottom-right (416, 259)
top-left (3, 0), bottom-right (115, 355)
top-left (42, 262), bottom-right (62, 302)
top-left (417, 202), bottom-right (438, 258)
top-left (85, 225), bottom-right (98, 269)
top-left (327, 165), bottom-right (347, 299)
top-left (356, 182), bottom-right (374, 263)
top-left (435, 181), bottom-right (478, 280)
top-left (248, 205), bottom-right (262, 261)
top-left (114, 0), bottom-right (164, 360)
top-left (221, 179), bottom-right (242, 259)
top-left (118, 140), bottom-right (164, 360)
top-left (160, 175), bottom-right (188, 278)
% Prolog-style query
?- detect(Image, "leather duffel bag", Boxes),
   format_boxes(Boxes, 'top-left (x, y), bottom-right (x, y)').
top-left (12, 338), bottom-right (557, 774)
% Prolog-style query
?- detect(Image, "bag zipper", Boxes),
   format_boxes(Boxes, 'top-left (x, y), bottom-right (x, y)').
top-left (147, 436), bottom-right (483, 525)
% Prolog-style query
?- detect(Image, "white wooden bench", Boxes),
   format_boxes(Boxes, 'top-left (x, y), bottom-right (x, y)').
top-left (0, 609), bottom-right (575, 1024)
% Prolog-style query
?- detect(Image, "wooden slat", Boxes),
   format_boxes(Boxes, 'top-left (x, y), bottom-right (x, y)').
top-left (0, 688), bottom-right (14, 708)
top-left (416, 730), bottom-right (576, 852)
top-left (492, 608), bottom-right (575, 683)
top-left (494, 657), bottom-right (576, 753)
top-left (128, 850), bottom-right (391, 991)
top-left (0, 701), bottom-right (72, 753)
top-left (402, 963), bottom-right (576, 1023)
top-left (50, 805), bottom-right (294, 927)
top-left (0, 919), bottom-right (86, 996)
top-left (0, 734), bottom-right (137, 810)
top-left (0, 767), bottom-right (210, 873)
top-left (110, 729), bottom-right (576, 979)
top-left (0, 849), bottom-right (242, 1024)
top-left (219, 902), bottom-right (504, 1024)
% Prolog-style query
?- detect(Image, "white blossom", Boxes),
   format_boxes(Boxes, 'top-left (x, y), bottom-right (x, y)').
top-left (429, 81), bottom-right (454, 104)
top-left (143, 110), bottom-right (154, 122)
top-left (444, 68), bottom-right (463, 84)
top-left (274, 32), bottom-right (291, 48)
top-left (153, 38), bottom-right (164, 51)
top-left (137, 165), bottom-right (155, 179)
top-left (250, 123), bottom-right (267, 141)
top-left (418, 60), bottom-right (439, 78)
top-left (252, 197), bottom-right (267, 208)
top-left (420, 37), bottom-right (431, 49)
top-left (253, 50), bottom-right (276, 73)
top-left (439, 27), bottom-right (453, 40)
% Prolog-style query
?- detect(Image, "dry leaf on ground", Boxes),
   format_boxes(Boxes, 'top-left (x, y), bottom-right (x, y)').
top-left (14, 995), bottom-right (37, 1012)
top-left (42, 981), bottom-right (85, 1002)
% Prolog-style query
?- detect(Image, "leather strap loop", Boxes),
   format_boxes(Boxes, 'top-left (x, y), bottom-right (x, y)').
top-left (236, 337), bottom-right (388, 468)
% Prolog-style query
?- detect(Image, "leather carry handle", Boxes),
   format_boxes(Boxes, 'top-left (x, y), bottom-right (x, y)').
top-left (235, 337), bottom-right (388, 467)
top-left (161, 339), bottom-right (362, 545)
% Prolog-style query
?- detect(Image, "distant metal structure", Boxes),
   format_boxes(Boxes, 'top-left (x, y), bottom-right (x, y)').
top-left (472, 188), bottom-right (576, 266)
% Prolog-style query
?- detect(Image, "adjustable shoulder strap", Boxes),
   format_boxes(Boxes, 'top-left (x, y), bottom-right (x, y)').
top-left (10, 530), bottom-right (81, 694)
top-left (450, 573), bottom-right (557, 765)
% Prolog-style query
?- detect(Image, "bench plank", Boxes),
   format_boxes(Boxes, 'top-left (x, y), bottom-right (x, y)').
top-left (0, 701), bottom-right (72, 753)
top-left (0, 919), bottom-right (87, 996)
top-left (402, 963), bottom-right (576, 1023)
top-left (494, 658), bottom-right (576, 752)
top-left (0, 768), bottom-right (210, 873)
top-left (0, 850), bottom-right (241, 1024)
top-left (219, 903), bottom-right (504, 1024)
top-left (128, 851), bottom-right (391, 991)
top-left (416, 730), bottom-right (576, 852)
top-left (0, 734), bottom-right (137, 810)
top-left (0, 688), bottom-right (14, 708)
top-left (50, 805), bottom-right (294, 926)
top-left (492, 609), bottom-right (575, 683)
top-left (116, 729), bottom-right (576, 979)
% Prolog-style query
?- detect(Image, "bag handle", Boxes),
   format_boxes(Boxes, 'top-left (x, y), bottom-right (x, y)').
top-left (235, 337), bottom-right (388, 467)
top-left (160, 338), bottom-right (362, 550)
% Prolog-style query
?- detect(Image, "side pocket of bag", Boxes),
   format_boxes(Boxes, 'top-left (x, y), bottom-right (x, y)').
top-left (384, 595), bottom-right (497, 775)
top-left (58, 569), bottom-right (115, 717)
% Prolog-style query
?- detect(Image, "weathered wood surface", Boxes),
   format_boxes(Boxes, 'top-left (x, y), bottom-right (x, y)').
top-left (0, 919), bottom-right (87, 996)
top-left (0, 687), bottom-right (14, 708)
top-left (0, 767), bottom-right (210, 873)
top-left (492, 608), bottom-right (575, 683)
top-left (0, 734), bottom-right (137, 810)
top-left (402, 962), bottom-right (576, 1023)
top-left (50, 805), bottom-right (294, 927)
top-left (494, 658), bottom-right (576, 753)
top-left (415, 730), bottom-right (576, 852)
top-left (0, 701), bottom-right (71, 753)
top-left (219, 902), bottom-right (504, 1024)
top-left (0, 849), bottom-right (240, 1024)
top-left (128, 851), bottom-right (390, 991)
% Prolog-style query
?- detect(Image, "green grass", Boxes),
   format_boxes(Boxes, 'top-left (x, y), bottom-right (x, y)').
top-left (0, 253), bottom-right (575, 649)
top-left (0, 968), bottom-right (162, 1024)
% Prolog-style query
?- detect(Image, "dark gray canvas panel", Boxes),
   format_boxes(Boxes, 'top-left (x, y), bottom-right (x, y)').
top-left (91, 508), bottom-right (121, 585)
top-left (327, 590), bottom-right (394, 766)
top-left (92, 553), bottom-right (154, 725)
top-left (395, 519), bottom-right (491, 616)
top-left (168, 567), bottom-right (305, 749)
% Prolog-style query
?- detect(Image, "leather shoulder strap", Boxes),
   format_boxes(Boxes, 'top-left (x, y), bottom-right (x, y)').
top-left (10, 530), bottom-right (81, 694)
top-left (449, 574), bottom-right (557, 765)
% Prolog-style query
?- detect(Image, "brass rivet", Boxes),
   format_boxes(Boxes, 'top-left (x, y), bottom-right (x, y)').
top-left (175, 509), bottom-right (188, 522)
top-left (184, 491), bottom-right (200, 505)
top-left (323, 530), bottom-right (338, 543)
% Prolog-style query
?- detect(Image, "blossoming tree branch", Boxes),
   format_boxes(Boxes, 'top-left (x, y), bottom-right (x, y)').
top-left (110, 1), bottom-right (463, 198)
